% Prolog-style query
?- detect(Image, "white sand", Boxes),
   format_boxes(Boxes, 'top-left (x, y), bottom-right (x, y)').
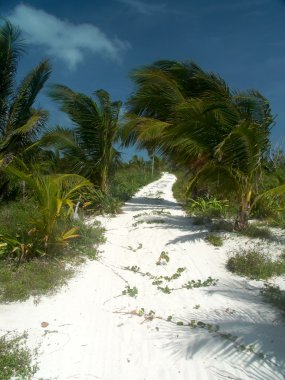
top-left (1, 173), bottom-right (285, 379)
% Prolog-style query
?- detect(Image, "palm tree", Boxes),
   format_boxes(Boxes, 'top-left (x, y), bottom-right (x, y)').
top-left (123, 59), bottom-right (274, 229)
top-left (0, 21), bottom-right (51, 158)
top-left (0, 21), bottom-right (51, 200)
top-left (46, 86), bottom-right (122, 193)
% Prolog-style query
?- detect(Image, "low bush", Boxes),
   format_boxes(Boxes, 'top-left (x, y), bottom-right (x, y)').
top-left (68, 219), bottom-right (105, 259)
top-left (186, 197), bottom-right (229, 219)
top-left (227, 250), bottom-right (285, 280)
top-left (0, 332), bottom-right (38, 379)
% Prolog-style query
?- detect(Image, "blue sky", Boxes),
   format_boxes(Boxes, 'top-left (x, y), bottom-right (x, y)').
top-left (2, 0), bottom-right (285, 159)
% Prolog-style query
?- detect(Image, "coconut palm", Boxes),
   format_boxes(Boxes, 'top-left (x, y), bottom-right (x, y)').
top-left (0, 21), bottom-right (51, 158)
top-left (46, 86), bottom-right (122, 193)
top-left (123, 59), bottom-right (274, 229)
top-left (0, 21), bottom-right (51, 201)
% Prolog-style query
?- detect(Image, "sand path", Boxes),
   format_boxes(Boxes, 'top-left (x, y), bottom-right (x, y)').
top-left (1, 173), bottom-right (285, 379)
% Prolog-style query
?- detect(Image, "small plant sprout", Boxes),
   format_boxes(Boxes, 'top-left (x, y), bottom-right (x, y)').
top-left (183, 277), bottom-right (219, 289)
top-left (122, 285), bottom-right (138, 298)
top-left (127, 243), bottom-right (143, 252)
top-left (157, 285), bottom-right (172, 294)
top-left (124, 265), bottom-right (140, 273)
top-left (156, 251), bottom-right (170, 265)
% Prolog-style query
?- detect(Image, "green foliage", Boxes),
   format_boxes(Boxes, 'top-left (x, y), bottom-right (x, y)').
top-left (158, 285), bottom-right (172, 294)
top-left (81, 187), bottom-right (122, 215)
top-left (261, 283), bottom-right (285, 313)
top-left (109, 164), bottom-right (160, 202)
top-left (122, 285), bottom-right (138, 297)
top-left (47, 87), bottom-right (122, 192)
top-left (3, 161), bottom-right (92, 257)
top-left (267, 212), bottom-right (285, 229)
top-left (172, 171), bottom-right (190, 203)
top-left (187, 197), bottom-right (229, 219)
top-left (238, 225), bottom-right (273, 240)
top-left (68, 219), bottom-right (105, 259)
top-left (183, 277), bottom-right (219, 289)
top-left (205, 234), bottom-right (223, 247)
top-left (156, 251), bottom-right (170, 265)
top-left (0, 332), bottom-right (38, 380)
top-left (0, 21), bottom-right (51, 158)
top-left (227, 250), bottom-right (285, 280)
top-left (0, 219), bottom-right (104, 302)
top-left (0, 259), bottom-right (74, 303)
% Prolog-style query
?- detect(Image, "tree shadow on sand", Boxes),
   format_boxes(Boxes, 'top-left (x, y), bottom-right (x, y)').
top-left (155, 281), bottom-right (285, 380)
top-left (124, 197), bottom-right (181, 213)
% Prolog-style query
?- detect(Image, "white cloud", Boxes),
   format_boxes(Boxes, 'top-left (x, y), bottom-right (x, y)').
top-left (116, 0), bottom-right (166, 15)
top-left (8, 4), bottom-right (129, 69)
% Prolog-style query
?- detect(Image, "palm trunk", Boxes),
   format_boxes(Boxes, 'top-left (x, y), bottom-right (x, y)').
top-left (234, 190), bottom-right (252, 231)
top-left (100, 165), bottom-right (108, 193)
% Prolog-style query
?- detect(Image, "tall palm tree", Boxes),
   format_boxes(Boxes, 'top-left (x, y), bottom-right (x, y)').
top-left (46, 86), bottom-right (122, 193)
top-left (122, 59), bottom-right (274, 229)
top-left (0, 21), bottom-right (51, 158)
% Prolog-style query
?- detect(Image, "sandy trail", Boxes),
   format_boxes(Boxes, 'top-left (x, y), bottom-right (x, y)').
top-left (1, 173), bottom-right (285, 380)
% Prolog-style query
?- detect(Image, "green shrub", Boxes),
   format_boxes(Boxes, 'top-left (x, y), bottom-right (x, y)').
top-left (227, 250), bottom-right (285, 280)
top-left (0, 199), bottom-right (41, 237)
top-left (0, 333), bottom-right (38, 379)
top-left (186, 197), bottom-right (229, 219)
top-left (205, 234), bottom-right (223, 247)
top-left (68, 219), bottom-right (105, 259)
top-left (0, 219), bottom-right (104, 302)
top-left (81, 188), bottom-right (122, 215)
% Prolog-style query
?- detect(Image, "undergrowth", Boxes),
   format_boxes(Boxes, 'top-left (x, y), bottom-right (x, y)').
top-left (227, 250), bottom-right (285, 280)
top-left (0, 332), bottom-right (38, 379)
top-left (238, 225), bottom-right (273, 240)
top-left (0, 258), bottom-right (75, 303)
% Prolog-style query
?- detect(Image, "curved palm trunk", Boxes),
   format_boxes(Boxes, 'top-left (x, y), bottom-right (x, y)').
top-left (234, 190), bottom-right (252, 231)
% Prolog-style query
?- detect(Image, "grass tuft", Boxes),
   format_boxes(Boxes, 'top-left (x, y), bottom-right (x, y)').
top-left (238, 225), bottom-right (273, 240)
top-left (0, 332), bottom-right (38, 379)
top-left (227, 250), bottom-right (285, 280)
top-left (205, 234), bottom-right (223, 247)
top-left (0, 259), bottom-right (75, 303)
